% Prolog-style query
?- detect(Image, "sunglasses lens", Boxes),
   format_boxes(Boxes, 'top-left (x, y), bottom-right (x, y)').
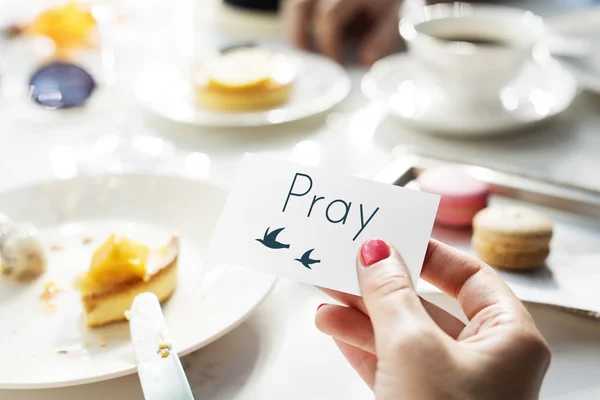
top-left (29, 62), bottom-right (96, 109)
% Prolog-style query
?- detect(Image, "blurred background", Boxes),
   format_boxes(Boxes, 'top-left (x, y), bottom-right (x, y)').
top-left (0, 0), bottom-right (600, 399)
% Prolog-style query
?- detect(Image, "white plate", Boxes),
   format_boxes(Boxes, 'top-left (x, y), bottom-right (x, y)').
top-left (0, 175), bottom-right (276, 389)
top-left (135, 51), bottom-right (350, 127)
top-left (549, 6), bottom-right (600, 94)
top-left (362, 53), bottom-right (578, 136)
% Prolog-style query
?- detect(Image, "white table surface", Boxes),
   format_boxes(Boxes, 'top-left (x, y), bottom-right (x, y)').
top-left (1, 0), bottom-right (600, 399)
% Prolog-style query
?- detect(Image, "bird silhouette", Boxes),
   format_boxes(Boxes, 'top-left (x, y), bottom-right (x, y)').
top-left (256, 227), bottom-right (290, 249)
top-left (295, 249), bottom-right (321, 269)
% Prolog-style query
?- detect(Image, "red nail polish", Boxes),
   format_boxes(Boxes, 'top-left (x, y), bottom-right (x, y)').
top-left (317, 303), bottom-right (327, 311)
top-left (360, 239), bottom-right (390, 266)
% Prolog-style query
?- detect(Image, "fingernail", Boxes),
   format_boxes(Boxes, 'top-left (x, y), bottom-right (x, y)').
top-left (317, 303), bottom-right (327, 311)
top-left (360, 239), bottom-right (390, 266)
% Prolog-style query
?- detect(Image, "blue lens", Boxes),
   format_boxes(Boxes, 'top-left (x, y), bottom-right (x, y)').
top-left (29, 61), bottom-right (96, 109)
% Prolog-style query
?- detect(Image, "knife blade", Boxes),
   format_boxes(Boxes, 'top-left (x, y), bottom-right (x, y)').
top-left (129, 292), bottom-right (195, 400)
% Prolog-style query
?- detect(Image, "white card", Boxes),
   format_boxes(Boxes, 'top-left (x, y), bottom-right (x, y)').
top-left (210, 154), bottom-right (440, 295)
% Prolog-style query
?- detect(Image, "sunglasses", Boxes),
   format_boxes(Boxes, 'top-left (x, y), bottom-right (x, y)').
top-left (29, 61), bottom-right (96, 109)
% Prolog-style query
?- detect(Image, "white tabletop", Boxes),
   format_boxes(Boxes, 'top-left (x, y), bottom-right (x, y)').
top-left (0, 0), bottom-right (599, 399)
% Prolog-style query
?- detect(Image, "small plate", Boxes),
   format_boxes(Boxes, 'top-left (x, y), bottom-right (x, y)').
top-left (362, 53), bottom-right (578, 136)
top-left (135, 51), bottom-right (350, 127)
top-left (0, 175), bottom-right (276, 389)
top-left (549, 6), bottom-right (600, 94)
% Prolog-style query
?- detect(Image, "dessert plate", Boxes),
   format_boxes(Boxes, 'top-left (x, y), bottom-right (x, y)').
top-left (549, 6), bottom-right (600, 94)
top-left (135, 51), bottom-right (350, 127)
top-left (362, 53), bottom-right (578, 136)
top-left (0, 175), bottom-right (276, 389)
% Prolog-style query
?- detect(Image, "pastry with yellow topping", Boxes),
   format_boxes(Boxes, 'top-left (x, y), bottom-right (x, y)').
top-left (29, 2), bottom-right (97, 50)
top-left (77, 234), bottom-right (179, 327)
top-left (194, 46), bottom-right (297, 111)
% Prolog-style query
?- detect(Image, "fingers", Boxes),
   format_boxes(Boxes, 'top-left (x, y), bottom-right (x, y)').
top-left (282, 0), bottom-right (315, 50)
top-left (316, 304), bottom-right (375, 353)
top-left (318, 287), bottom-right (465, 339)
top-left (421, 239), bottom-right (526, 320)
top-left (318, 287), bottom-right (367, 314)
top-left (358, 7), bottom-right (401, 65)
top-left (314, 0), bottom-right (362, 61)
top-left (333, 339), bottom-right (377, 389)
top-left (357, 239), bottom-right (439, 343)
top-left (316, 301), bottom-right (464, 356)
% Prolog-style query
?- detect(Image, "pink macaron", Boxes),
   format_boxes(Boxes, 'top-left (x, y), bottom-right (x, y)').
top-left (417, 166), bottom-right (490, 228)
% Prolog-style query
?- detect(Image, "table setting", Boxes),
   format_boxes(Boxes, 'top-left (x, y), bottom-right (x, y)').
top-left (0, 0), bottom-right (600, 399)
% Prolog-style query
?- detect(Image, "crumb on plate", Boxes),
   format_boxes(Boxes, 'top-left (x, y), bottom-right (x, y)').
top-left (50, 243), bottom-right (64, 251)
top-left (41, 301), bottom-right (56, 314)
top-left (82, 236), bottom-right (93, 244)
top-left (40, 281), bottom-right (63, 300)
top-left (57, 349), bottom-right (68, 354)
top-left (40, 281), bottom-right (63, 313)
top-left (99, 337), bottom-right (108, 347)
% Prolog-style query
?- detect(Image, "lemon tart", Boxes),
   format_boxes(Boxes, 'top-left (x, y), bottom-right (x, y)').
top-left (194, 46), bottom-right (297, 111)
top-left (78, 234), bottom-right (179, 327)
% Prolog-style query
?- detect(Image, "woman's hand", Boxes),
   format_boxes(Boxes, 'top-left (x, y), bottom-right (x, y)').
top-left (316, 239), bottom-right (551, 399)
top-left (281, 0), bottom-right (402, 65)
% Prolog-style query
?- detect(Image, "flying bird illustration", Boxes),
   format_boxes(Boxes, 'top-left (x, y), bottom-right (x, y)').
top-left (295, 249), bottom-right (321, 269)
top-left (256, 227), bottom-right (290, 249)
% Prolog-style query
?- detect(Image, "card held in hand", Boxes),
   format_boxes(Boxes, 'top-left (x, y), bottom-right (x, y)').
top-left (210, 154), bottom-right (440, 295)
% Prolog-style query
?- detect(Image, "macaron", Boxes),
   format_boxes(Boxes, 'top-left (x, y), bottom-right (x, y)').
top-left (417, 166), bottom-right (489, 227)
top-left (472, 205), bottom-right (553, 270)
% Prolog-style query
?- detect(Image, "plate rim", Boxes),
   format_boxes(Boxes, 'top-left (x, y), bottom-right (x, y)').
top-left (548, 5), bottom-right (600, 31)
top-left (0, 173), bottom-right (278, 389)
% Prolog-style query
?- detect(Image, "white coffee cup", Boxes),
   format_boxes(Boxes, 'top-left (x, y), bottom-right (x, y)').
top-left (400, 3), bottom-right (546, 105)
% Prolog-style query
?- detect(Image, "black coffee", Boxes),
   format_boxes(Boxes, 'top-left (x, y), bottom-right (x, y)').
top-left (431, 35), bottom-right (508, 47)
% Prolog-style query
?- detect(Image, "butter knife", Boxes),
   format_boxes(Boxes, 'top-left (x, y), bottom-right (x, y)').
top-left (129, 293), bottom-right (195, 400)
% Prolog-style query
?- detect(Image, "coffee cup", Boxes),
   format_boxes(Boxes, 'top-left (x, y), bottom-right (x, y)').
top-left (400, 3), bottom-right (546, 105)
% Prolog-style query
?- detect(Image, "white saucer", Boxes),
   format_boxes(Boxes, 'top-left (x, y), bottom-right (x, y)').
top-left (549, 6), bottom-right (600, 94)
top-left (362, 53), bottom-right (578, 136)
top-left (135, 51), bottom-right (350, 127)
top-left (0, 175), bottom-right (276, 388)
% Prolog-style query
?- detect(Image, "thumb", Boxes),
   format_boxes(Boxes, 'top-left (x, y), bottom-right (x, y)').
top-left (357, 239), bottom-right (436, 343)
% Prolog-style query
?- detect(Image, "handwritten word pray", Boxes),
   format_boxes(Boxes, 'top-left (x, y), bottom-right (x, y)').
top-left (282, 173), bottom-right (380, 241)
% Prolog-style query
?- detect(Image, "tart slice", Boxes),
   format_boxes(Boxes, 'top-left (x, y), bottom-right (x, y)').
top-left (194, 46), bottom-right (297, 111)
top-left (77, 233), bottom-right (179, 327)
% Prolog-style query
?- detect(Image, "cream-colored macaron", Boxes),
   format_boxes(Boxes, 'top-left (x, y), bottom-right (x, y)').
top-left (472, 205), bottom-right (553, 270)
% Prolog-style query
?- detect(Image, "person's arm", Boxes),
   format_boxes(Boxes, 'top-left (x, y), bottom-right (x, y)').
top-left (281, 0), bottom-right (488, 65)
top-left (282, 0), bottom-right (402, 65)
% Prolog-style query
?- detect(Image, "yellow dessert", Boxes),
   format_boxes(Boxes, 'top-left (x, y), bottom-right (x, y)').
top-left (78, 234), bottom-right (179, 327)
top-left (29, 2), bottom-right (97, 50)
top-left (194, 46), bottom-right (297, 111)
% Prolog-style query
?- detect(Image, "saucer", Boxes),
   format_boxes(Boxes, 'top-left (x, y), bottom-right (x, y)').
top-left (362, 53), bottom-right (578, 136)
top-left (135, 51), bottom-right (350, 127)
top-left (549, 6), bottom-right (600, 94)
